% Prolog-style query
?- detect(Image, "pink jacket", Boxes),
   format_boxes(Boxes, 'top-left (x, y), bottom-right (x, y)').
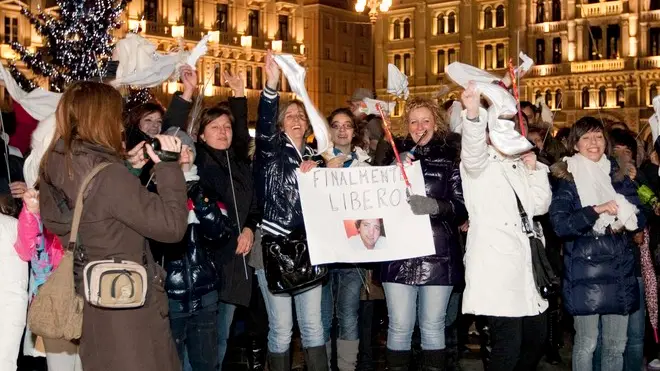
top-left (14, 207), bottom-right (63, 269)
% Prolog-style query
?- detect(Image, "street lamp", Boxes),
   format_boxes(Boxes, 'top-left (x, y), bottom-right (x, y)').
top-left (354, 0), bottom-right (391, 94)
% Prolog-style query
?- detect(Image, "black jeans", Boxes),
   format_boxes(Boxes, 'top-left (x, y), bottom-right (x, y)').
top-left (487, 312), bottom-right (547, 371)
top-left (169, 298), bottom-right (219, 371)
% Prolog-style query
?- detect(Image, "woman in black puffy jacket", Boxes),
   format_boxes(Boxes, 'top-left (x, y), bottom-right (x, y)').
top-left (374, 96), bottom-right (468, 370)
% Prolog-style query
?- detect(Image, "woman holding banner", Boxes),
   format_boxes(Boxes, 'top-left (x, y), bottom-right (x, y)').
top-left (376, 96), bottom-right (468, 370)
top-left (253, 50), bottom-right (328, 371)
top-left (321, 107), bottom-right (371, 371)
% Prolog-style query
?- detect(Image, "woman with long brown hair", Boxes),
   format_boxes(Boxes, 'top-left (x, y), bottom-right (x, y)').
top-left (39, 81), bottom-right (188, 371)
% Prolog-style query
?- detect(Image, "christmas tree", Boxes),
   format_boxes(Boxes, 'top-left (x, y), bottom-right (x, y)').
top-left (10, 0), bottom-right (128, 92)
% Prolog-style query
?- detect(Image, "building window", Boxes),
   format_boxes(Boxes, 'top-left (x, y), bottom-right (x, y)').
top-left (496, 43), bottom-right (505, 68)
top-left (552, 37), bottom-right (562, 63)
top-left (144, 0), bottom-right (158, 22)
top-left (652, 0), bottom-right (660, 10)
top-left (256, 67), bottom-right (263, 89)
top-left (437, 14), bottom-right (445, 35)
top-left (403, 53), bottom-right (411, 75)
top-left (650, 28), bottom-right (660, 56)
top-left (536, 39), bottom-right (545, 64)
top-left (616, 85), bottom-right (625, 107)
top-left (447, 13), bottom-right (456, 33)
top-left (448, 48), bottom-right (457, 64)
top-left (341, 22), bottom-right (348, 33)
top-left (545, 89), bottom-right (552, 106)
top-left (651, 84), bottom-right (658, 104)
top-left (3, 17), bottom-right (18, 44)
top-left (485, 45), bottom-right (493, 69)
top-left (343, 80), bottom-right (348, 95)
top-left (214, 65), bottom-right (222, 86)
top-left (325, 47), bottom-right (331, 59)
top-left (343, 50), bottom-right (349, 63)
top-left (589, 26), bottom-right (602, 60)
top-left (484, 7), bottom-right (492, 29)
top-left (582, 87), bottom-right (590, 108)
top-left (182, 0), bottom-right (194, 27)
top-left (325, 17), bottom-right (331, 30)
top-left (247, 10), bottom-right (259, 37)
top-left (496, 5), bottom-right (505, 27)
top-left (394, 101), bottom-right (400, 116)
top-left (216, 4), bottom-right (228, 32)
top-left (246, 67), bottom-right (253, 89)
top-left (552, 0), bottom-right (561, 21)
top-left (535, 90), bottom-right (542, 101)
top-left (607, 25), bottom-right (620, 59)
top-left (437, 50), bottom-right (445, 73)
top-left (598, 86), bottom-right (607, 107)
top-left (278, 15), bottom-right (289, 41)
top-left (361, 53), bottom-right (367, 65)
top-left (359, 25), bottom-right (366, 37)
top-left (394, 54), bottom-right (402, 70)
top-left (393, 20), bottom-right (401, 40)
top-left (325, 77), bottom-right (331, 93)
top-left (536, 0), bottom-right (545, 23)
top-left (555, 89), bottom-right (562, 109)
top-left (403, 18), bottom-right (411, 38)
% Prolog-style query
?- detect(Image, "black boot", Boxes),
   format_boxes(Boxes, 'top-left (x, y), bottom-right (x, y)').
top-left (545, 309), bottom-right (562, 365)
top-left (249, 338), bottom-right (266, 371)
top-left (445, 346), bottom-right (462, 371)
top-left (268, 350), bottom-right (290, 371)
top-left (303, 345), bottom-right (329, 371)
top-left (386, 349), bottom-right (410, 371)
top-left (421, 349), bottom-right (446, 371)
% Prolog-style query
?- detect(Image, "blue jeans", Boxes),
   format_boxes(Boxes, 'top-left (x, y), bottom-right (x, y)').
top-left (169, 294), bottom-right (219, 371)
top-left (256, 269), bottom-right (325, 353)
top-left (383, 282), bottom-right (453, 351)
top-left (321, 268), bottom-right (363, 342)
top-left (573, 313), bottom-right (629, 371)
top-left (217, 301), bottom-right (236, 370)
top-left (592, 278), bottom-right (645, 371)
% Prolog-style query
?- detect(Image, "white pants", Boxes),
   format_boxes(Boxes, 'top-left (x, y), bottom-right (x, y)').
top-left (43, 338), bottom-right (83, 371)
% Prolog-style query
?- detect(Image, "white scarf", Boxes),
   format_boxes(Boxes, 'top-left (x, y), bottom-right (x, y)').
top-left (565, 153), bottom-right (638, 233)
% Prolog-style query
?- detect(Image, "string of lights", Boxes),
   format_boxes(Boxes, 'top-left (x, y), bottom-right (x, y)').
top-left (9, 0), bottom-right (129, 92)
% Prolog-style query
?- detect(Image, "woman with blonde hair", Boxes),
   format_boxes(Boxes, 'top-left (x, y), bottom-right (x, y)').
top-left (375, 96), bottom-right (468, 370)
top-left (39, 81), bottom-right (188, 371)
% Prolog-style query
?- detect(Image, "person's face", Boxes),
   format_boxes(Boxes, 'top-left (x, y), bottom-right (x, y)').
top-left (200, 115), bottom-right (233, 150)
top-left (358, 219), bottom-right (382, 250)
top-left (522, 107), bottom-right (535, 123)
top-left (282, 104), bottom-right (309, 141)
top-left (138, 111), bottom-right (163, 137)
top-left (350, 101), bottom-right (365, 118)
top-left (330, 113), bottom-right (355, 148)
top-left (613, 144), bottom-right (633, 164)
top-left (528, 131), bottom-right (544, 151)
top-left (407, 107), bottom-right (435, 146)
top-left (575, 130), bottom-right (606, 162)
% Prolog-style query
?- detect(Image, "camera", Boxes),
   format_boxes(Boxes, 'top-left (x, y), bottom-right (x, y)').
top-left (143, 137), bottom-right (180, 162)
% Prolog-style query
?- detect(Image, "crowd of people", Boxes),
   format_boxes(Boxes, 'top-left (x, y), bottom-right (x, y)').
top-left (1, 49), bottom-right (660, 371)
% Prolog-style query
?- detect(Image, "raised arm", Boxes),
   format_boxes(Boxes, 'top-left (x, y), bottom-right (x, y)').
top-left (255, 50), bottom-right (283, 157)
top-left (162, 65), bottom-right (195, 132)
top-left (225, 70), bottom-right (250, 161)
top-left (459, 83), bottom-right (490, 176)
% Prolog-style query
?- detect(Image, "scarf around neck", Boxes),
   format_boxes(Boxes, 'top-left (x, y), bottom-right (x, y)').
top-left (564, 153), bottom-right (638, 234)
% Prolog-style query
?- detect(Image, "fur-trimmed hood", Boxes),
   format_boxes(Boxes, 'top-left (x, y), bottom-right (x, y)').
top-left (550, 156), bottom-right (627, 184)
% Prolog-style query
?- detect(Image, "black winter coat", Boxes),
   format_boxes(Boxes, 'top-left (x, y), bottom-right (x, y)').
top-left (376, 133), bottom-right (468, 285)
top-left (159, 181), bottom-right (234, 312)
top-left (253, 91), bottom-right (316, 236)
top-left (549, 160), bottom-right (644, 316)
top-left (195, 97), bottom-right (260, 307)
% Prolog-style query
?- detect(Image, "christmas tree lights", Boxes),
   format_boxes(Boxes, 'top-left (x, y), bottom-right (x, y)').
top-left (10, 0), bottom-right (129, 92)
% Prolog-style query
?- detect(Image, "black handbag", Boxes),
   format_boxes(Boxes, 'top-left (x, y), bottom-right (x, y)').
top-left (262, 229), bottom-right (327, 295)
top-left (512, 191), bottom-right (560, 299)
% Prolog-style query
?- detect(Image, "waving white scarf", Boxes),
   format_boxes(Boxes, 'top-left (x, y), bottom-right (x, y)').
top-left (565, 153), bottom-right (638, 233)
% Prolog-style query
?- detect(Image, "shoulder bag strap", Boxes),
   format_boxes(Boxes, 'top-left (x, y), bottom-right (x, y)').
top-left (67, 163), bottom-right (112, 250)
top-left (501, 167), bottom-right (535, 237)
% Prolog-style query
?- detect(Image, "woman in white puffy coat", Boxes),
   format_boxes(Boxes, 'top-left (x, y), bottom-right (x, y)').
top-left (459, 83), bottom-right (552, 371)
top-left (0, 197), bottom-right (28, 370)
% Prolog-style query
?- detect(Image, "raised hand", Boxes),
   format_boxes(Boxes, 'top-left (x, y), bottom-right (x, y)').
top-left (461, 81), bottom-right (480, 120)
top-left (223, 70), bottom-right (245, 98)
top-left (180, 64), bottom-right (198, 102)
top-left (265, 50), bottom-right (281, 91)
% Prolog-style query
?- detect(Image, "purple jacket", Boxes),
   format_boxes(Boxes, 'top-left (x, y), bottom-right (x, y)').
top-left (376, 133), bottom-right (468, 286)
